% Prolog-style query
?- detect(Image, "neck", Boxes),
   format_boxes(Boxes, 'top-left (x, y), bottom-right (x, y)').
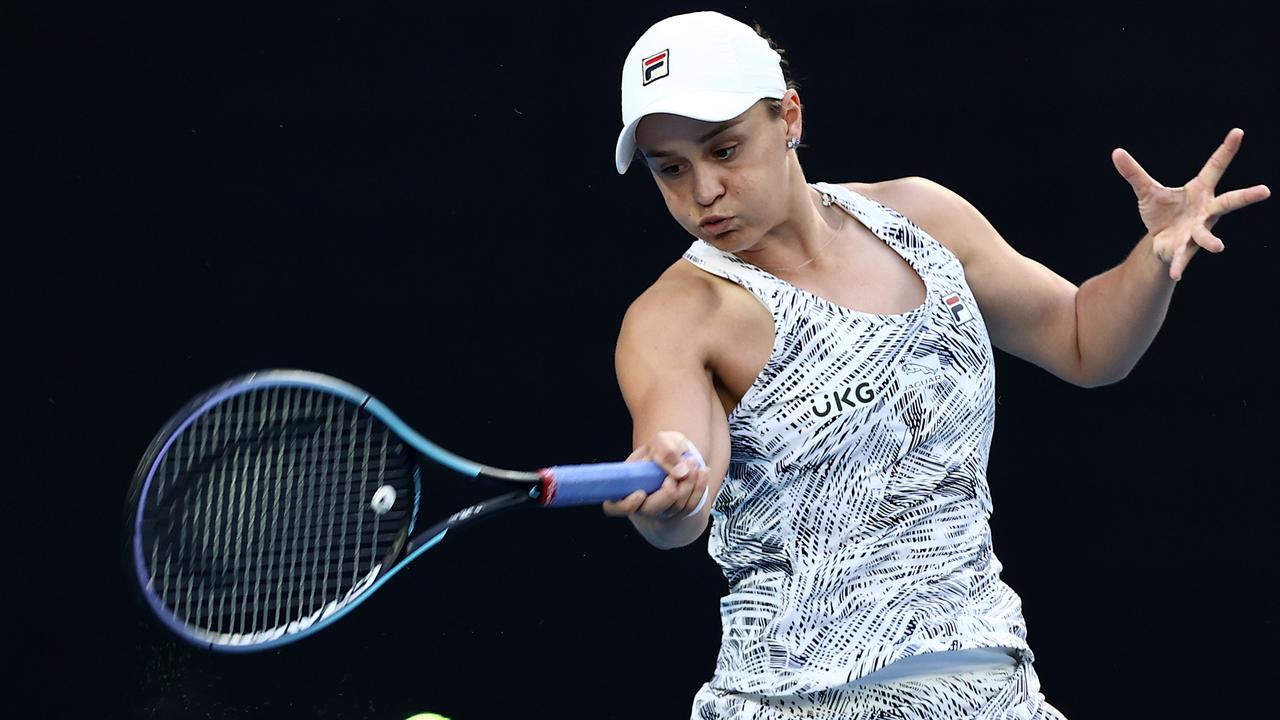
top-left (735, 167), bottom-right (846, 275)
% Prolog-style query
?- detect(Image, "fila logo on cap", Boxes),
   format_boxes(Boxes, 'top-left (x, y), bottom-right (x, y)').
top-left (943, 292), bottom-right (974, 325)
top-left (642, 49), bottom-right (669, 85)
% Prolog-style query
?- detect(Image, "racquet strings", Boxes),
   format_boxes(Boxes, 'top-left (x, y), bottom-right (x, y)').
top-left (137, 385), bottom-right (417, 644)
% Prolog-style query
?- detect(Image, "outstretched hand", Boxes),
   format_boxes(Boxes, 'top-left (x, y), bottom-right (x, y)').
top-left (1112, 128), bottom-right (1270, 281)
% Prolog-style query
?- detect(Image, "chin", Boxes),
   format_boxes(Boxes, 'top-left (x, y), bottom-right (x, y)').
top-left (703, 230), bottom-right (755, 254)
top-left (696, 228), bottom-right (727, 245)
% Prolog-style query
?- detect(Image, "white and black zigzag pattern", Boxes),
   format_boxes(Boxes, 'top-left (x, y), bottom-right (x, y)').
top-left (691, 650), bottom-right (1068, 719)
top-left (682, 182), bottom-right (1032, 697)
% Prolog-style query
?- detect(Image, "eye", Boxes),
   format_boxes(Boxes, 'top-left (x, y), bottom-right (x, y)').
top-left (713, 145), bottom-right (738, 160)
top-left (660, 163), bottom-right (684, 176)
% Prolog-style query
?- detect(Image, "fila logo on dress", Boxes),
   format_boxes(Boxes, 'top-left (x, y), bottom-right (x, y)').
top-left (942, 292), bottom-right (974, 325)
top-left (642, 49), bottom-right (669, 85)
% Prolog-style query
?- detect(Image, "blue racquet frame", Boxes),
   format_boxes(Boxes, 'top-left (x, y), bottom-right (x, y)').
top-left (130, 370), bottom-right (695, 652)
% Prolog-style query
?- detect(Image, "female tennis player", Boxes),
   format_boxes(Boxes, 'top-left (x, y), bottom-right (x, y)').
top-left (601, 10), bottom-right (1268, 720)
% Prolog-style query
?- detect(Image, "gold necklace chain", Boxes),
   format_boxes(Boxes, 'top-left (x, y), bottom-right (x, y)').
top-left (780, 190), bottom-right (846, 272)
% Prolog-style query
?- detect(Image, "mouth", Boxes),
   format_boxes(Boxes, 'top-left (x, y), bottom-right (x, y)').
top-left (699, 216), bottom-right (734, 235)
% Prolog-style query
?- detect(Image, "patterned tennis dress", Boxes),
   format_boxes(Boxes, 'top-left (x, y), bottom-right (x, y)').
top-left (683, 182), bottom-right (1068, 719)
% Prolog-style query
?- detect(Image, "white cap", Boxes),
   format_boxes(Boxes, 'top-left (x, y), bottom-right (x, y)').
top-left (615, 11), bottom-right (787, 174)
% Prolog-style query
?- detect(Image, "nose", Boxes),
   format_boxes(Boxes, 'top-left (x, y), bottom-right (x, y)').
top-left (690, 163), bottom-right (725, 207)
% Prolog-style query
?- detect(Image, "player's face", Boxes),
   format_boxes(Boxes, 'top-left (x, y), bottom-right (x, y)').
top-left (634, 98), bottom-right (797, 253)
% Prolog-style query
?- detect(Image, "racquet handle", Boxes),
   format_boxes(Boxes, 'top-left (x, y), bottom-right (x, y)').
top-left (538, 449), bottom-right (706, 508)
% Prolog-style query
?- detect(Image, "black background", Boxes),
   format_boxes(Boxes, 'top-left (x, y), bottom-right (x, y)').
top-left (8, 1), bottom-right (1277, 718)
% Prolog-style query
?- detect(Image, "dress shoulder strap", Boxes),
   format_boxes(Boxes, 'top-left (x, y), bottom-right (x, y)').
top-left (681, 239), bottom-right (790, 318)
top-left (810, 180), bottom-right (962, 279)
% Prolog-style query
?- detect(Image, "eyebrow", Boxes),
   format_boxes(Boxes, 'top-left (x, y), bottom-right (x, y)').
top-left (639, 117), bottom-right (747, 160)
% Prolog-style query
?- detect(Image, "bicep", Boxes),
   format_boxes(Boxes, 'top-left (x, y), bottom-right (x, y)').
top-left (905, 177), bottom-right (1087, 385)
top-left (614, 289), bottom-right (730, 513)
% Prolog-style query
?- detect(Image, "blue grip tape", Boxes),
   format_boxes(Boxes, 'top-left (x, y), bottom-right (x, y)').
top-left (541, 461), bottom-right (664, 507)
top-left (542, 447), bottom-right (707, 508)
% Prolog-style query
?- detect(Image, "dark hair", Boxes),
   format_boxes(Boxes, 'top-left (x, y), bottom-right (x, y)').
top-left (753, 22), bottom-right (802, 121)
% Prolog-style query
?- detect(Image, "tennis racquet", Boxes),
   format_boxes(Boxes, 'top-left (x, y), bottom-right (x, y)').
top-left (128, 369), bottom-right (698, 652)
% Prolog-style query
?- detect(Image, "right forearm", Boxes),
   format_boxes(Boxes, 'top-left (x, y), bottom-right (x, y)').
top-left (629, 512), bottom-right (705, 550)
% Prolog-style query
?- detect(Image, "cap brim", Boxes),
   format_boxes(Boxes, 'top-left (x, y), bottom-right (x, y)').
top-left (614, 90), bottom-right (768, 174)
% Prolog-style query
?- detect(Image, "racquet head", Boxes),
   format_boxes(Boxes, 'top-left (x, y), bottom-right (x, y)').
top-left (129, 370), bottom-right (423, 651)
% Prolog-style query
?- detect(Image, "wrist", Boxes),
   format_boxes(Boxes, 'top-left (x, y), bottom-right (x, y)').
top-left (629, 511), bottom-right (702, 550)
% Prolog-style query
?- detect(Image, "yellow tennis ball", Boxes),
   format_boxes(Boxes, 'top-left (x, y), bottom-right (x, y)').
top-left (404, 714), bottom-right (451, 720)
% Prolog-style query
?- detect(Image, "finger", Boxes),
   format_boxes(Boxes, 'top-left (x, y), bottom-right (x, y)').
top-left (671, 470), bottom-right (698, 511)
top-left (1191, 224), bottom-right (1224, 253)
top-left (1111, 147), bottom-right (1159, 197)
top-left (1170, 241), bottom-right (1197, 282)
top-left (677, 469), bottom-right (704, 513)
top-left (652, 470), bottom-right (705, 519)
top-left (1196, 128), bottom-right (1243, 189)
top-left (663, 451), bottom-right (694, 481)
top-left (672, 459), bottom-right (693, 481)
top-left (681, 468), bottom-right (711, 515)
top-left (639, 477), bottom-right (680, 516)
top-left (610, 490), bottom-right (647, 514)
top-left (655, 437), bottom-right (688, 474)
top-left (602, 489), bottom-right (647, 517)
top-left (661, 468), bottom-right (706, 519)
top-left (1209, 184), bottom-right (1272, 218)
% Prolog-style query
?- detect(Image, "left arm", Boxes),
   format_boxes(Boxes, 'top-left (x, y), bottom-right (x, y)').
top-left (895, 128), bottom-right (1269, 388)
top-left (907, 178), bottom-right (1175, 387)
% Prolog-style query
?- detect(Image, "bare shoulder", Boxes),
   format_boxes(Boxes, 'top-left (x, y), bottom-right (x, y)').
top-left (618, 255), bottom-right (769, 371)
top-left (838, 177), bottom-right (975, 264)
top-left (616, 259), bottom-right (723, 363)
top-left (623, 259), bottom-right (724, 331)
